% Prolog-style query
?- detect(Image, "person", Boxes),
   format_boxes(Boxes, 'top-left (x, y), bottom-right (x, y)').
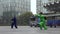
top-left (35, 12), bottom-right (47, 30)
top-left (11, 16), bottom-right (18, 29)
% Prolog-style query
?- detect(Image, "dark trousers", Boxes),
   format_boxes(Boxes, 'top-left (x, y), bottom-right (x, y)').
top-left (11, 22), bottom-right (17, 28)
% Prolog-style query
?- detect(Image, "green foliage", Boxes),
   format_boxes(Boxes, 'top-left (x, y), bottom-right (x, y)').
top-left (0, 11), bottom-right (33, 26)
top-left (18, 12), bottom-right (33, 26)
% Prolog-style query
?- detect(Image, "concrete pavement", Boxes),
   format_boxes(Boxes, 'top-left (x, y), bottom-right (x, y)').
top-left (0, 26), bottom-right (60, 34)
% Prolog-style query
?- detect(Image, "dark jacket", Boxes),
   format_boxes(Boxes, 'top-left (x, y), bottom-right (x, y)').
top-left (12, 17), bottom-right (16, 23)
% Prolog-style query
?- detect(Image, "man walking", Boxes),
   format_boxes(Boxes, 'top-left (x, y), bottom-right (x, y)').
top-left (11, 16), bottom-right (18, 29)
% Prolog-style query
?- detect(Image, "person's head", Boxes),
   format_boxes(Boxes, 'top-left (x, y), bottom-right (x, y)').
top-left (39, 12), bottom-right (43, 14)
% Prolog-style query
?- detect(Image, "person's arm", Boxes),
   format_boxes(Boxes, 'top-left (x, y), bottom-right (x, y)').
top-left (34, 14), bottom-right (40, 17)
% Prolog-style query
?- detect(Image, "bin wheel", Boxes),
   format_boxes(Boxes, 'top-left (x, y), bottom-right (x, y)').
top-left (54, 26), bottom-right (56, 28)
top-left (50, 25), bottom-right (52, 28)
top-left (30, 25), bottom-right (33, 27)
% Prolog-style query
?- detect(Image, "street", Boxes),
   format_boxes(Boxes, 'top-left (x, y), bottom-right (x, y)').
top-left (0, 26), bottom-right (60, 34)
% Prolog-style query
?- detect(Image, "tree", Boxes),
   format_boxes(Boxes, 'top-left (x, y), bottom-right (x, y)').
top-left (18, 11), bottom-right (33, 26)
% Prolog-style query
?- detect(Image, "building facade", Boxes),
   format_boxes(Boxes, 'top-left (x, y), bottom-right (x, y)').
top-left (0, 0), bottom-right (31, 17)
top-left (0, 0), bottom-right (31, 24)
top-left (36, 0), bottom-right (60, 14)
